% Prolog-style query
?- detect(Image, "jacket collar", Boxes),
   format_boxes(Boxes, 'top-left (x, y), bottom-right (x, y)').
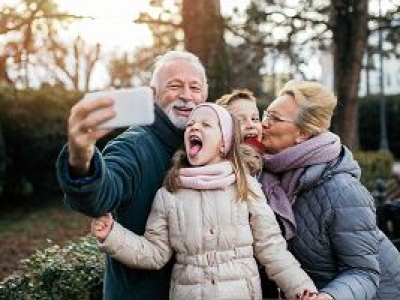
top-left (144, 104), bottom-right (184, 154)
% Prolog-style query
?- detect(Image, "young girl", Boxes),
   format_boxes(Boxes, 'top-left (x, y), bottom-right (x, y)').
top-left (92, 103), bottom-right (317, 300)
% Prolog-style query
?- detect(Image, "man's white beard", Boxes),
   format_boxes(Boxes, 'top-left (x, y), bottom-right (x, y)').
top-left (164, 99), bottom-right (196, 129)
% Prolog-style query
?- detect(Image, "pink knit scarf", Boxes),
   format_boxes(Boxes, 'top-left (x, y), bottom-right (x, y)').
top-left (179, 161), bottom-right (236, 190)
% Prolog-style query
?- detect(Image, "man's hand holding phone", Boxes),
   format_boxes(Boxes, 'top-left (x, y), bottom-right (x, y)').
top-left (67, 87), bottom-right (155, 175)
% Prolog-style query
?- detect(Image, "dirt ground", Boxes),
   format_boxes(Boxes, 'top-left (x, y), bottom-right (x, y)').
top-left (0, 198), bottom-right (91, 281)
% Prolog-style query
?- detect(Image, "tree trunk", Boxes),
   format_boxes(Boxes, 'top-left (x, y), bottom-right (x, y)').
top-left (331, 0), bottom-right (368, 150)
top-left (182, 0), bottom-right (230, 100)
top-left (0, 124), bottom-right (6, 198)
top-left (0, 56), bottom-right (12, 85)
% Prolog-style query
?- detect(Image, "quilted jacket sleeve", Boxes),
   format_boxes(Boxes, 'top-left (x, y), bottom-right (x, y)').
top-left (99, 188), bottom-right (173, 270)
top-left (248, 179), bottom-right (317, 300)
top-left (320, 178), bottom-right (380, 299)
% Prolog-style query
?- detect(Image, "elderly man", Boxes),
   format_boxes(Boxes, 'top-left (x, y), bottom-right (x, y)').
top-left (56, 51), bottom-right (208, 299)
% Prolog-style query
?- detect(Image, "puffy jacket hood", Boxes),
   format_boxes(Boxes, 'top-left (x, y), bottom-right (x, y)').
top-left (296, 146), bottom-right (361, 195)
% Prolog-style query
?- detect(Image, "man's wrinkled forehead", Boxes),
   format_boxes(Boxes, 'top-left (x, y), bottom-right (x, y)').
top-left (160, 60), bottom-right (204, 85)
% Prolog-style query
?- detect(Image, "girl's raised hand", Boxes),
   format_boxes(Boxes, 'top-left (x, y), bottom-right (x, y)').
top-left (91, 213), bottom-right (114, 242)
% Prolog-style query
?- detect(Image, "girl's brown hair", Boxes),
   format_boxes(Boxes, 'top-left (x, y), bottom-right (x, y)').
top-left (163, 113), bottom-right (259, 201)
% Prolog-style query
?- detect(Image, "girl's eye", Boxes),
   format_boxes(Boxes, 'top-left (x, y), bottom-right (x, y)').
top-left (203, 122), bottom-right (211, 127)
top-left (252, 117), bottom-right (260, 122)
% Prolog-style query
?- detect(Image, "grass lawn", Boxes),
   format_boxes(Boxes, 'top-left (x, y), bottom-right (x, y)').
top-left (0, 197), bottom-right (91, 281)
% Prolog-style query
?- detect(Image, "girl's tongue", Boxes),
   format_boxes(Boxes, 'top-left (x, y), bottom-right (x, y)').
top-left (188, 144), bottom-right (202, 157)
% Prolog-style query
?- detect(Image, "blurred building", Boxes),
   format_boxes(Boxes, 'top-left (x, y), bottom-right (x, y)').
top-left (359, 54), bottom-right (400, 97)
top-left (319, 50), bottom-right (400, 97)
top-left (261, 73), bottom-right (292, 97)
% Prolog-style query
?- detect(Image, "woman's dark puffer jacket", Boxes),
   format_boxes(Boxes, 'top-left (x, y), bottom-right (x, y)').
top-left (288, 147), bottom-right (400, 299)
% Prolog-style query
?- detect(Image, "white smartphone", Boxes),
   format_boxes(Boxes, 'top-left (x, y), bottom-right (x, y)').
top-left (84, 87), bottom-right (155, 129)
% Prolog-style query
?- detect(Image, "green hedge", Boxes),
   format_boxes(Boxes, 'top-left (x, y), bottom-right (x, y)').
top-left (0, 235), bottom-right (104, 299)
top-left (0, 85), bottom-right (124, 202)
top-left (354, 150), bottom-right (394, 192)
top-left (0, 85), bottom-right (81, 199)
top-left (359, 94), bottom-right (400, 158)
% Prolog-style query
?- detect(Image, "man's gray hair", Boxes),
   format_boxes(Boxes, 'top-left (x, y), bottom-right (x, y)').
top-left (150, 51), bottom-right (208, 95)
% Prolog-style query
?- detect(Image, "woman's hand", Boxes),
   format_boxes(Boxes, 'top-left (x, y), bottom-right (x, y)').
top-left (91, 213), bottom-right (114, 242)
top-left (296, 290), bottom-right (319, 300)
top-left (316, 293), bottom-right (333, 300)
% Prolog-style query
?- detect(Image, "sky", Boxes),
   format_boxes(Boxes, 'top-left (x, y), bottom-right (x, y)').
top-left (2, 0), bottom-right (397, 53)
top-left (2, 0), bottom-right (396, 89)
top-left (0, 0), bottom-right (250, 89)
top-left (56, 0), bottom-right (250, 52)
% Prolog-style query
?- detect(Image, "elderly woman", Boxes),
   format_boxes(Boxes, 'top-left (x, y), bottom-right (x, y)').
top-left (260, 80), bottom-right (400, 300)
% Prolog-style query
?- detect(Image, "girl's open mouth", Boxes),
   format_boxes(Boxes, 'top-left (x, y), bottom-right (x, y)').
top-left (188, 135), bottom-right (203, 157)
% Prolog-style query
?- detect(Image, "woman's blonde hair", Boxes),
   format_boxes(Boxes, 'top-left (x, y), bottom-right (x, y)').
top-left (278, 80), bottom-right (337, 136)
top-left (164, 114), bottom-right (258, 201)
top-left (216, 89), bottom-right (257, 108)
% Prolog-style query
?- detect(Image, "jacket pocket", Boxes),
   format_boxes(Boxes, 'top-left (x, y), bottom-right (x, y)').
top-left (217, 278), bottom-right (252, 299)
top-left (170, 282), bottom-right (201, 300)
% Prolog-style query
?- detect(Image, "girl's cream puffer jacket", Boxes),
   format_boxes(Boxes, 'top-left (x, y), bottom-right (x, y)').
top-left (101, 177), bottom-right (316, 300)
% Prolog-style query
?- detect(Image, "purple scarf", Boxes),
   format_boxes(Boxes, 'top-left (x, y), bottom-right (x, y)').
top-left (261, 131), bottom-right (341, 240)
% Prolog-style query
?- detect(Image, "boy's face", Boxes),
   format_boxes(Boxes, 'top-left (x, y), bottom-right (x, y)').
top-left (228, 99), bottom-right (262, 142)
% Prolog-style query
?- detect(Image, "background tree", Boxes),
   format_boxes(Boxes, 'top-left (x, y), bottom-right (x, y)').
top-left (41, 35), bottom-right (101, 91)
top-left (0, 0), bottom-right (86, 88)
top-left (134, 0), bottom-right (183, 87)
top-left (107, 52), bottom-right (135, 88)
top-left (182, 0), bottom-right (230, 99)
top-left (331, 0), bottom-right (368, 149)
top-left (137, 0), bottom-right (230, 100)
top-left (228, 0), bottom-right (399, 150)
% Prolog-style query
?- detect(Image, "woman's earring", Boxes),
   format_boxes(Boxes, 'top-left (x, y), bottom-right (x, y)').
top-left (219, 146), bottom-right (225, 156)
top-left (295, 137), bottom-right (303, 144)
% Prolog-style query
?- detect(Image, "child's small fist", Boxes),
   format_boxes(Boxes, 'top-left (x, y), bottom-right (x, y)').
top-left (91, 213), bottom-right (114, 242)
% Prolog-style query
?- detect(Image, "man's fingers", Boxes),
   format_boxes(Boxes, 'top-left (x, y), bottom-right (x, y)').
top-left (69, 97), bottom-right (115, 135)
top-left (71, 97), bottom-right (114, 121)
top-left (80, 108), bottom-right (116, 132)
top-left (91, 128), bottom-right (113, 140)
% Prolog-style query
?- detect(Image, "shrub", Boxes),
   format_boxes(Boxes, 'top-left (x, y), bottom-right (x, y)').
top-left (359, 94), bottom-right (400, 159)
top-left (0, 85), bottom-right (81, 200)
top-left (354, 150), bottom-right (394, 192)
top-left (0, 85), bottom-right (121, 202)
top-left (0, 125), bottom-right (5, 198)
top-left (0, 235), bottom-right (104, 299)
